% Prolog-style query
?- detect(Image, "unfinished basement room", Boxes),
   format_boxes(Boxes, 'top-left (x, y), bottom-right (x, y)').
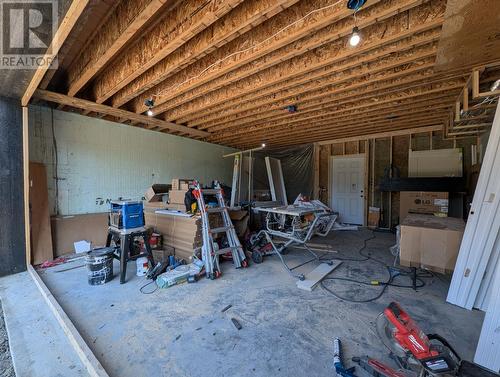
top-left (1, 0), bottom-right (500, 376)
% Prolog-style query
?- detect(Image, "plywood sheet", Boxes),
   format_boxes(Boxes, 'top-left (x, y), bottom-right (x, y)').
top-left (435, 0), bottom-right (500, 72)
top-left (29, 162), bottom-right (53, 264)
top-left (296, 261), bottom-right (342, 291)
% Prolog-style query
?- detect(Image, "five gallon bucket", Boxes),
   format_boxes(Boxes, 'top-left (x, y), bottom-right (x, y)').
top-left (86, 247), bottom-right (115, 285)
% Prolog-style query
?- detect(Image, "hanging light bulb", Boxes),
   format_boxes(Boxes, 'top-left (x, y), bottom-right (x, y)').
top-left (144, 97), bottom-right (155, 116)
top-left (261, 143), bottom-right (266, 148)
top-left (349, 26), bottom-right (361, 46)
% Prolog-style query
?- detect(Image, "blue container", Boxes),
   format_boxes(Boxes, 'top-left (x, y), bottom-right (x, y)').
top-left (109, 200), bottom-right (144, 229)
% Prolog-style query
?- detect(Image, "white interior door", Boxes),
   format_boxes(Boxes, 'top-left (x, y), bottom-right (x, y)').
top-left (330, 154), bottom-right (365, 225)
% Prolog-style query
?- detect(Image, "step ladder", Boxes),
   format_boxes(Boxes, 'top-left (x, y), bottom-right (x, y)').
top-left (193, 181), bottom-right (247, 279)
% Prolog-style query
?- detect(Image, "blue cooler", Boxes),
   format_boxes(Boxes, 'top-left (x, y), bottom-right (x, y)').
top-left (109, 200), bottom-right (144, 230)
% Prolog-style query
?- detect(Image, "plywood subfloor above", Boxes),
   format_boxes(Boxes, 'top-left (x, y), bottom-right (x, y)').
top-left (435, 0), bottom-right (500, 72)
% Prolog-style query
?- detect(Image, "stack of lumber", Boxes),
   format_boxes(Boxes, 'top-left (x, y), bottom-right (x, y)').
top-left (145, 211), bottom-right (222, 263)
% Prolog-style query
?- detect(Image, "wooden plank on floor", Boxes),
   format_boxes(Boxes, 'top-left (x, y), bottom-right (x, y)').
top-left (28, 265), bottom-right (110, 377)
top-left (296, 261), bottom-right (342, 292)
top-left (29, 162), bottom-right (53, 264)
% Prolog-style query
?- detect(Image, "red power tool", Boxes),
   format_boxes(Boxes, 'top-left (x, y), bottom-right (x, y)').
top-left (375, 302), bottom-right (498, 377)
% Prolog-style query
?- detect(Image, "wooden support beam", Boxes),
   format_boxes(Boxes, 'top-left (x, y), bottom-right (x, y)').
top-left (176, 31), bottom-right (441, 125)
top-left (110, 0), bottom-right (300, 107)
top-left (34, 90), bottom-right (209, 138)
top-left (93, 0), bottom-right (243, 103)
top-left (28, 266), bottom-right (110, 377)
top-left (134, 0), bottom-right (441, 115)
top-left (21, 0), bottom-right (90, 106)
top-left (66, 0), bottom-right (169, 96)
top-left (22, 107), bottom-right (30, 266)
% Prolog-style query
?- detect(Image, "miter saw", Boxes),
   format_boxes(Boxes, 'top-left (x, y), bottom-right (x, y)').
top-left (335, 302), bottom-right (499, 377)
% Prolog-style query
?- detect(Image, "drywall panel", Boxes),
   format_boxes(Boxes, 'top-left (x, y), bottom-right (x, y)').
top-left (408, 148), bottom-right (463, 177)
top-left (28, 105), bottom-right (236, 215)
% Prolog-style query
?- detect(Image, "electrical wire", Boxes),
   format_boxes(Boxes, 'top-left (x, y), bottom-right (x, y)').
top-left (151, 0), bottom-right (347, 101)
top-left (139, 280), bottom-right (158, 294)
top-left (319, 231), bottom-right (431, 303)
top-left (50, 108), bottom-right (59, 215)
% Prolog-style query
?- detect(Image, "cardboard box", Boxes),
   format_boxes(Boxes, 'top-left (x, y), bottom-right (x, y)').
top-left (368, 207), bottom-right (380, 228)
top-left (400, 191), bottom-right (449, 221)
top-left (143, 201), bottom-right (166, 211)
top-left (152, 246), bottom-right (175, 264)
top-left (144, 184), bottom-right (171, 202)
top-left (400, 214), bottom-right (464, 273)
top-left (51, 213), bottom-right (108, 256)
top-left (166, 203), bottom-right (186, 212)
top-left (169, 189), bottom-right (188, 204)
top-left (171, 178), bottom-right (192, 190)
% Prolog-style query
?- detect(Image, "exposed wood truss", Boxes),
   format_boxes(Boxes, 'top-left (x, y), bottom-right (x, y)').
top-left (26, 0), bottom-right (500, 148)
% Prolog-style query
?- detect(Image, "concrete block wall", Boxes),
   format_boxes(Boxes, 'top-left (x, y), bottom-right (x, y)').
top-left (28, 105), bottom-right (237, 216)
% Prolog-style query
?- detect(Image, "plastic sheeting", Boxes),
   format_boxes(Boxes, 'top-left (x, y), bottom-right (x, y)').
top-left (254, 144), bottom-right (314, 203)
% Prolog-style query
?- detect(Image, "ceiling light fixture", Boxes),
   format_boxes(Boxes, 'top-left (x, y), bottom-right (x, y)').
top-left (261, 143), bottom-right (266, 148)
top-left (349, 26), bottom-right (361, 47)
top-left (144, 97), bottom-right (155, 116)
top-left (346, 0), bottom-right (367, 11)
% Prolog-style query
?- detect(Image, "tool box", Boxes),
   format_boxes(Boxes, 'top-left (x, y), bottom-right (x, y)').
top-left (109, 200), bottom-right (144, 229)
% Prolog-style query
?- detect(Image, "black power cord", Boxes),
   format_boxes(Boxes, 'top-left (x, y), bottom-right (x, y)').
top-left (319, 231), bottom-right (430, 303)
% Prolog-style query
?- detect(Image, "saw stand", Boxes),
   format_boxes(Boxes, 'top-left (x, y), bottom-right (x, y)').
top-left (105, 226), bottom-right (154, 284)
top-left (255, 206), bottom-right (337, 280)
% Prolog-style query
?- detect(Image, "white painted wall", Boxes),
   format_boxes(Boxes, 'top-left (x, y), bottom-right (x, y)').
top-left (28, 105), bottom-right (237, 215)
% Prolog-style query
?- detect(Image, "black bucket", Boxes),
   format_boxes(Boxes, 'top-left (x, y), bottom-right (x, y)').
top-left (85, 247), bottom-right (115, 285)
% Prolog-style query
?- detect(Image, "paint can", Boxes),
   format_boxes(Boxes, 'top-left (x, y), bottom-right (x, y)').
top-left (85, 247), bottom-right (115, 285)
top-left (136, 256), bottom-right (149, 276)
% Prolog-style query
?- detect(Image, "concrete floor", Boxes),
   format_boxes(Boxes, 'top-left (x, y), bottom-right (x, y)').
top-left (37, 229), bottom-right (484, 377)
top-left (0, 272), bottom-right (87, 377)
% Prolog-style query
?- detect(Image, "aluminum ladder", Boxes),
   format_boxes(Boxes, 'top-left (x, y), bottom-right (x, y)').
top-left (193, 181), bottom-right (247, 279)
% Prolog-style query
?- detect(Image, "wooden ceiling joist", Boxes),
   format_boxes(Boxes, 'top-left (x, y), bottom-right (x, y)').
top-left (66, 0), bottom-right (169, 96)
top-left (199, 61), bottom-right (453, 131)
top-left (209, 80), bottom-right (465, 138)
top-left (175, 39), bottom-right (440, 125)
top-left (33, 89), bottom-right (209, 138)
top-left (133, 0), bottom-right (439, 115)
top-left (29, 0), bottom-right (492, 148)
top-left (237, 118), bottom-right (447, 148)
top-left (109, 0), bottom-right (300, 108)
top-left (230, 100), bottom-right (455, 142)
top-left (314, 125), bottom-right (443, 145)
top-left (92, 0), bottom-right (244, 104)
top-left (21, 0), bottom-right (91, 106)
top-left (153, 18), bottom-right (444, 121)
top-left (218, 108), bottom-right (451, 146)
top-left (227, 109), bottom-right (450, 147)
top-left (211, 86), bottom-right (463, 143)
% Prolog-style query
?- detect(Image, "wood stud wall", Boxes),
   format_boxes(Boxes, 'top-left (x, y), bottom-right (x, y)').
top-left (316, 129), bottom-right (477, 228)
